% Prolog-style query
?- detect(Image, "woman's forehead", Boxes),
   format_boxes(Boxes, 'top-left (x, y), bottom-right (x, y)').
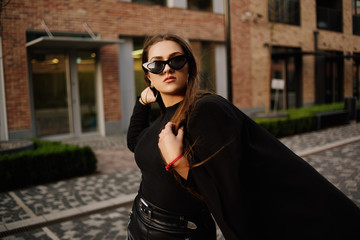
top-left (148, 40), bottom-right (184, 60)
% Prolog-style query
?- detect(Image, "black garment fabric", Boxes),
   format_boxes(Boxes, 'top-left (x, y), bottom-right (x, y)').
top-left (127, 99), bottom-right (208, 214)
top-left (128, 94), bottom-right (360, 240)
top-left (186, 94), bottom-right (360, 239)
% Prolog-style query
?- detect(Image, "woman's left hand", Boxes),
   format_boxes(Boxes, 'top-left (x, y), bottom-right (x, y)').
top-left (158, 122), bottom-right (189, 178)
top-left (158, 122), bottom-right (184, 164)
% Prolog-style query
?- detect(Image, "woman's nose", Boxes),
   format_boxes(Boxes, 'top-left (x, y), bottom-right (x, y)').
top-left (162, 63), bottom-right (174, 73)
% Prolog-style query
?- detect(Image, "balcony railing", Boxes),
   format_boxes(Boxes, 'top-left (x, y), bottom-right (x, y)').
top-left (317, 7), bottom-right (343, 32)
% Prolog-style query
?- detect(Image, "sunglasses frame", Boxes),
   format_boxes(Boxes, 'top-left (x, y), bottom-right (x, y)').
top-left (142, 55), bottom-right (188, 74)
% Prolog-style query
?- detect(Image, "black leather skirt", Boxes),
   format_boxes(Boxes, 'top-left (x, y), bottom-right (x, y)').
top-left (127, 194), bottom-right (216, 240)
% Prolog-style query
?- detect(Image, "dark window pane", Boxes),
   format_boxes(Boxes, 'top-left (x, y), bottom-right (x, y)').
top-left (268, 0), bottom-right (300, 25)
top-left (316, 0), bottom-right (343, 32)
top-left (133, 0), bottom-right (165, 6)
top-left (188, 0), bottom-right (213, 12)
top-left (353, 0), bottom-right (360, 35)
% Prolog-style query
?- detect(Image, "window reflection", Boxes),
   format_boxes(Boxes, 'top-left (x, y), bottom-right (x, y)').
top-left (188, 0), bottom-right (213, 12)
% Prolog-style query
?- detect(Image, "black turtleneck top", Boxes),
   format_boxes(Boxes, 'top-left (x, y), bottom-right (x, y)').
top-left (127, 99), bottom-right (205, 214)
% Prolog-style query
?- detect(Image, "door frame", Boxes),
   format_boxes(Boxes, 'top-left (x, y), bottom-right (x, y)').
top-left (28, 49), bottom-right (104, 139)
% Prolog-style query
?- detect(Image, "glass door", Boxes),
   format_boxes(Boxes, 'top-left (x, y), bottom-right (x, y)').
top-left (271, 47), bottom-right (302, 110)
top-left (31, 51), bottom-right (98, 137)
top-left (31, 53), bottom-right (72, 137)
top-left (324, 51), bottom-right (344, 103)
top-left (77, 52), bottom-right (98, 133)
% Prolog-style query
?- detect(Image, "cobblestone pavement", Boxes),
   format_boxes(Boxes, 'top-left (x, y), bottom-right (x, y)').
top-left (1, 123), bottom-right (359, 240)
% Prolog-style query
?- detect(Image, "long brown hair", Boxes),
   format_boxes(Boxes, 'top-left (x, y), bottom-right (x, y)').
top-left (142, 33), bottom-right (210, 165)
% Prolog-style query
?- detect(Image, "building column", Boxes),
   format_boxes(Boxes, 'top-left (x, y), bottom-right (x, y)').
top-left (119, 38), bottom-right (136, 132)
top-left (0, 37), bottom-right (8, 140)
top-left (215, 43), bottom-right (228, 99)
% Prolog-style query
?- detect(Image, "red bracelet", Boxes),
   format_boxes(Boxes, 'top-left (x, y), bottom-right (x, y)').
top-left (165, 154), bottom-right (183, 171)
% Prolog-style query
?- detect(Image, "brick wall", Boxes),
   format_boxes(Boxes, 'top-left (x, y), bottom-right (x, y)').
top-left (2, 0), bottom-right (225, 131)
top-left (3, 0), bottom-right (360, 133)
top-left (235, 0), bottom-right (360, 109)
top-left (230, 0), bottom-right (252, 109)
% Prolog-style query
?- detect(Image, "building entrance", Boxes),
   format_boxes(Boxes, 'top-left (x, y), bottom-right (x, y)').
top-left (31, 51), bottom-right (98, 137)
top-left (271, 47), bottom-right (302, 110)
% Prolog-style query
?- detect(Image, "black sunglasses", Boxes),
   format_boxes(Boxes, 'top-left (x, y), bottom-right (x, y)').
top-left (142, 55), bottom-right (188, 74)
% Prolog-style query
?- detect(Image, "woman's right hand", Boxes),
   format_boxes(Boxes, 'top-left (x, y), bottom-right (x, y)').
top-left (139, 87), bottom-right (157, 105)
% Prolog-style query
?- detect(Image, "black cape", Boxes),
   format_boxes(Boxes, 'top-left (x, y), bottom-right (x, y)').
top-left (186, 94), bottom-right (360, 239)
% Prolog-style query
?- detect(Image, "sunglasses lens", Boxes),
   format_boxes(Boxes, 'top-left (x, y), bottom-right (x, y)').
top-left (169, 56), bottom-right (187, 70)
top-left (144, 55), bottom-right (188, 74)
top-left (147, 62), bottom-right (164, 74)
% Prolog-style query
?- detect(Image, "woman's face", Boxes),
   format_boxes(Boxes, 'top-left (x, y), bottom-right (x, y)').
top-left (146, 40), bottom-right (189, 102)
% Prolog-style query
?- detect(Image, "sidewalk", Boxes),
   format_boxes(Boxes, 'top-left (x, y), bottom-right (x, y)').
top-left (1, 122), bottom-right (360, 239)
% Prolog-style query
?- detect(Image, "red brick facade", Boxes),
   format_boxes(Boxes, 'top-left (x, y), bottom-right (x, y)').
top-left (2, 0), bottom-right (224, 133)
top-left (1, 0), bottom-right (359, 138)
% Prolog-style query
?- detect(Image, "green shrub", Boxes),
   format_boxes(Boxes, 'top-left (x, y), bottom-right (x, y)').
top-left (0, 139), bottom-right (97, 192)
top-left (254, 102), bottom-right (344, 137)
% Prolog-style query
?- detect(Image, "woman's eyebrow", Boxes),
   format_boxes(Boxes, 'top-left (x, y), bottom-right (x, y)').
top-left (150, 52), bottom-right (183, 61)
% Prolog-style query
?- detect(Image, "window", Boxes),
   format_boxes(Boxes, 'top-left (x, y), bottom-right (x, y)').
top-left (132, 37), bottom-right (162, 120)
top-left (188, 0), bottom-right (213, 12)
top-left (268, 0), bottom-right (300, 26)
top-left (189, 41), bottom-right (217, 92)
top-left (132, 37), bottom-right (147, 99)
top-left (353, 0), bottom-right (360, 35)
top-left (316, 0), bottom-right (343, 32)
top-left (132, 0), bottom-right (165, 6)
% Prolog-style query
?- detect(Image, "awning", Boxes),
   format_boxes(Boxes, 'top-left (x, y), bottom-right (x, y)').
top-left (26, 36), bottom-right (123, 50)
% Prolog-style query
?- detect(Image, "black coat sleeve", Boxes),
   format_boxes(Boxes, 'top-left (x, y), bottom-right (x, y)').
top-left (187, 95), bottom-right (252, 239)
top-left (187, 95), bottom-right (360, 240)
top-left (127, 99), bottom-right (151, 152)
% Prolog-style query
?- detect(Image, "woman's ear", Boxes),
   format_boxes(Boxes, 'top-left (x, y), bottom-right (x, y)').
top-left (145, 74), bottom-right (151, 86)
top-left (147, 75), bottom-right (154, 88)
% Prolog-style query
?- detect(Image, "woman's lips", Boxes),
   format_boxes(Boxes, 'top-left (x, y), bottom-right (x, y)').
top-left (163, 76), bottom-right (176, 83)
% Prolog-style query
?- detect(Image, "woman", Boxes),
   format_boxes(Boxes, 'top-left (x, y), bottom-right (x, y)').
top-left (127, 33), bottom-right (360, 240)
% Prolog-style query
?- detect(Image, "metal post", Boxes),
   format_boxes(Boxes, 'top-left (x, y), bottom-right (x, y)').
top-left (224, 0), bottom-right (233, 102)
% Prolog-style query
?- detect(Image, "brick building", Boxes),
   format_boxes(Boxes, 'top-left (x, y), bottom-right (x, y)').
top-left (0, 0), bottom-right (359, 140)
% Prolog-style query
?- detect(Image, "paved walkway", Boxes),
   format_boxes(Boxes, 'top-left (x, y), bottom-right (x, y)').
top-left (1, 122), bottom-right (360, 239)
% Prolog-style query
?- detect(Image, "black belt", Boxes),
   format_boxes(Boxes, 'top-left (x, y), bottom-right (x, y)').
top-left (136, 196), bottom-right (198, 230)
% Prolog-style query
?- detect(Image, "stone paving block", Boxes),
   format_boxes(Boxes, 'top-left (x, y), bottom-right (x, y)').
top-left (3, 169), bottom-right (141, 221)
top-left (78, 200), bottom-right (114, 213)
top-left (110, 193), bottom-right (137, 205)
top-left (0, 224), bottom-right (7, 232)
top-left (280, 123), bottom-right (360, 152)
top-left (0, 193), bottom-right (31, 224)
top-left (48, 206), bottom-right (131, 240)
top-left (304, 141), bottom-right (360, 207)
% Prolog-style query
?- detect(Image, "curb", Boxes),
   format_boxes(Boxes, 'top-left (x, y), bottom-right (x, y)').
top-left (0, 193), bottom-right (137, 238)
top-left (296, 135), bottom-right (360, 157)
